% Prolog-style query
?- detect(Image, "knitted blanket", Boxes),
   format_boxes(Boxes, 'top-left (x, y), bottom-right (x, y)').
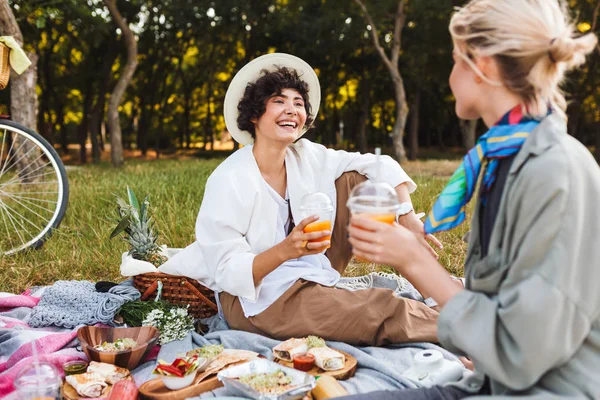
top-left (28, 281), bottom-right (140, 328)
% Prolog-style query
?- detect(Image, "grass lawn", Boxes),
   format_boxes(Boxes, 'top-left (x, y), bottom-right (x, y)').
top-left (0, 157), bottom-right (470, 294)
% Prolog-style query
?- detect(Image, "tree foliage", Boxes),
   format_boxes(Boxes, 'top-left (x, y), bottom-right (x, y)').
top-left (3, 0), bottom-right (599, 163)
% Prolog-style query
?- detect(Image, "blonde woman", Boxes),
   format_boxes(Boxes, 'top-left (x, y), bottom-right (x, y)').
top-left (347, 0), bottom-right (600, 398)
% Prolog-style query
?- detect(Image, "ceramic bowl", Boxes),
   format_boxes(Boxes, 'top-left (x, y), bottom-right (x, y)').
top-left (161, 372), bottom-right (196, 390)
top-left (77, 326), bottom-right (159, 370)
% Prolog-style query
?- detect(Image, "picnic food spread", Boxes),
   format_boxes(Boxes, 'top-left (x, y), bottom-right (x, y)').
top-left (63, 360), bottom-right (89, 375)
top-left (152, 355), bottom-right (204, 377)
top-left (293, 353), bottom-right (315, 371)
top-left (273, 336), bottom-right (346, 371)
top-left (87, 361), bottom-right (131, 384)
top-left (65, 372), bottom-right (108, 397)
top-left (186, 343), bottom-right (224, 359)
top-left (64, 361), bottom-right (131, 398)
top-left (94, 338), bottom-right (138, 352)
top-left (236, 370), bottom-right (293, 394)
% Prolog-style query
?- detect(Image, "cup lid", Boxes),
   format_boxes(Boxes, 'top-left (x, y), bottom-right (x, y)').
top-left (299, 192), bottom-right (333, 211)
top-left (14, 362), bottom-right (61, 388)
top-left (346, 181), bottom-right (400, 212)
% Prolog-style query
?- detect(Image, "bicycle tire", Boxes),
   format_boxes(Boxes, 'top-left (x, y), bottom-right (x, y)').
top-left (0, 119), bottom-right (69, 255)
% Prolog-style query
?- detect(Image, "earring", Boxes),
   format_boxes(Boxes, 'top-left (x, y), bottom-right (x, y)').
top-left (475, 76), bottom-right (482, 84)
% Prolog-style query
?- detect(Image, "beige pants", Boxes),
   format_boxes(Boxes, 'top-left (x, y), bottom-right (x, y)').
top-left (219, 172), bottom-right (438, 346)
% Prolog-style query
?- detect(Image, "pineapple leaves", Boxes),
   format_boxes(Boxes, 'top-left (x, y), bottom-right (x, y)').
top-left (111, 187), bottom-right (167, 267)
top-left (127, 186), bottom-right (140, 212)
top-left (110, 217), bottom-right (130, 239)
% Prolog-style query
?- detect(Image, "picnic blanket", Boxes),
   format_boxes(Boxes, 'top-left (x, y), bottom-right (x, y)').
top-left (1, 275), bottom-right (468, 398)
top-left (141, 316), bottom-right (468, 398)
top-left (0, 288), bottom-right (158, 398)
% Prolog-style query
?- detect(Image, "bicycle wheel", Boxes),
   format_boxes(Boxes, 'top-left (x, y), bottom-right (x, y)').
top-left (0, 120), bottom-right (69, 255)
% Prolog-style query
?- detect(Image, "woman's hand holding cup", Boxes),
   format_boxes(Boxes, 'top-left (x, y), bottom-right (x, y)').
top-left (348, 215), bottom-right (425, 274)
top-left (281, 215), bottom-right (331, 259)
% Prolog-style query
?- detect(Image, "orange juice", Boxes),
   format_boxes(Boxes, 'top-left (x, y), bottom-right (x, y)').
top-left (352, 213), bottom-right (396, 262)
top-left (365, 213), bottom-right (396, 224)
top-left (303, 220), bottom-right (332, 247)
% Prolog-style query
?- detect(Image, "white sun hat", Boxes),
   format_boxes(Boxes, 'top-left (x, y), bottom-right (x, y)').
top-left (223, 53), bottom-right (321, 146)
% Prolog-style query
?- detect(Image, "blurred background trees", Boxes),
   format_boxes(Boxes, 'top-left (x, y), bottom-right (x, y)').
top-left (1, 0), bottom-right (599, 165)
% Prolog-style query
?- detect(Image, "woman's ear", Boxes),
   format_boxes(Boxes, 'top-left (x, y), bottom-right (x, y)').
top-left (250, 117), bottom-right (257, 124)
top-left (475, 55), bottom-right (501, 82)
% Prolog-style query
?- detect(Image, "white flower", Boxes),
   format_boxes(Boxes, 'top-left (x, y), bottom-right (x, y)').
top-left (142, 306), bottom-right (193, 345)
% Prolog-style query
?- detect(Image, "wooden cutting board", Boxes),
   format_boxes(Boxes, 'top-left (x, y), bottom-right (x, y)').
top-left (62, 375), bottom-right (133, 399)
top-left (138, 370), bottom-right (224, 400)
top-left (275, 349), bottom-right (357, 381)
top-left (138, 351), bottom-right (261, 400)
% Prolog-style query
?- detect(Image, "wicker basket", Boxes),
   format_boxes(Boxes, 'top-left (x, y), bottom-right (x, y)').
top-left (0, 43), bottom-right (10, 90)
top-left (133, 272), bottom-right (218, 319)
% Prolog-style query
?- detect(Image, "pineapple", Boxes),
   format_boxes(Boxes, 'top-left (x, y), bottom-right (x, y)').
top-left (110, 187), bottom-right (167, 267)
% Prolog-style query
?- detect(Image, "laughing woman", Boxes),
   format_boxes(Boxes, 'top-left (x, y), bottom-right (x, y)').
top-left (193, 53), bottom-right (441, 346)
top-left (347, 0), bottom-right (600, 398)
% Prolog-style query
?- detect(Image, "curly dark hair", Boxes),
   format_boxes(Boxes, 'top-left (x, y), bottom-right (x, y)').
top-left (237, 66), bottom-right (314, 139)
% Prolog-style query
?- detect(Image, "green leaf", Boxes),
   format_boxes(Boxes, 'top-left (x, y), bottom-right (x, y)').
top-left (110, 217), bottom-right (130, 239)
top-left (127, 186), bottom-right (140, 211)
top-left (140, 195), bottom-right (149, 221)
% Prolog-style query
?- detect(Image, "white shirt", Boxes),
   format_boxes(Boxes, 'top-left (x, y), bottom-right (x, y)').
top-left (238, 183), bottom-right (339, 317)
top-left (159, 139), bottom-right (416, 316)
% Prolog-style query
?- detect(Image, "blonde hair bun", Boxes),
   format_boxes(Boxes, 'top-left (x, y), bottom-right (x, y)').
top-left (549, 34), bottom-right (598, 67)
top-left (449, 0), bottom-right (598, 117)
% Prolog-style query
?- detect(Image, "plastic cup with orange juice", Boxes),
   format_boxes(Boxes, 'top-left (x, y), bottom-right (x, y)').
top-left (299, 192), bottom-right (334, 251)
top-left (346, 180), bottom-right (401, 224)
top-left (346, 180), bottom-right (401, 261)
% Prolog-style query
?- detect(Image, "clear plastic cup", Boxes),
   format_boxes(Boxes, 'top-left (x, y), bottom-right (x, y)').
top-left (346, 180), bottom-right (401, 225)
top-left (14, 361), bottom-right (62, 400)
top-left (299, 192), bottom-right (334, 250)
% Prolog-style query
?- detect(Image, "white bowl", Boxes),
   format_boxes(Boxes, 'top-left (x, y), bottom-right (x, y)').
top-left (162, 372), bottom-right (196, 390)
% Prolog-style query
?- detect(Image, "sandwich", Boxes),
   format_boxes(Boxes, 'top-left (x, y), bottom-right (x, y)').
top-left (272, 338), bottom-right (308, 362)
top-left (65, 372), bottom-right (108, 397)
top-left (308, 347), bottom-right (345, 371)
top-left (87, 361), bottom-right (130, 384)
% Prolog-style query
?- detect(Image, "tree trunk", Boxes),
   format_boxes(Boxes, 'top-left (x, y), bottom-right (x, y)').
top-left (357, 80), bottom-right (370, 153)
top-left (104, 0), bottom-right (138, 167)
top-left (77, 78), bottom-right (94, 164)
top-left (181, 92), bottom-right (189, 149)
top-left (459, 119), bottom-right (478, 150)
top-left (0, 1), bottom-right (44, 181)
top-left (154, 75), bottom-right (170, 159)
top-left (90, 40), bottom-right (118, 163)
top-left (391, 75), bottom-right (408, 161)
top-left (0, 3), bottom-right (37, 130)
top-left (408, 90), bottom-right (420, 161)
top-left (55, 99), bottom-right (67, 154)
top-left (354, 0), bottom-right (408, 161)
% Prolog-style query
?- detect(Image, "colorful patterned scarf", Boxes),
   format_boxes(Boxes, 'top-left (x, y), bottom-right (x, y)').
top-left (424, 106), bottom-right (541, 234)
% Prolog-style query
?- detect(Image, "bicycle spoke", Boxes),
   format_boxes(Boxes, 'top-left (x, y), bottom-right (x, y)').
top-left (0, 136), bottom-right (39, 177)
top-left (0, 202), bottom-right (16, 249)
top-left (0, 202), bottom-right (30, 247)
top-left (0, 129), bottom-right (7, 177)
top-left (0, 130), bottom-right (18, 178)
top-left (0, 169), bottom-right (58, 189)
top-left (0, 199), bottom-right (44, 238)
top-left (1, 191), bottom-right (59, 195)
top-left (0, 152), bottom-right (47, 186)
top-left (0, 191), bottom-right (57, 214)
top-left (0, 192), bottom-right (52, 227)
top-left (1, 180), bottom-right (59, 187)
top-left (1, 192), bottom-right (57, 213)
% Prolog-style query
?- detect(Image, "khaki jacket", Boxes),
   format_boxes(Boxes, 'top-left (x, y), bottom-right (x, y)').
top-left (438, 114), bottom-right (600, 399)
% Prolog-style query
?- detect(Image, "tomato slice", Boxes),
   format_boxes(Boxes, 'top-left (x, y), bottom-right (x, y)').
top-left (156, 364), bottom-right (184, 377)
